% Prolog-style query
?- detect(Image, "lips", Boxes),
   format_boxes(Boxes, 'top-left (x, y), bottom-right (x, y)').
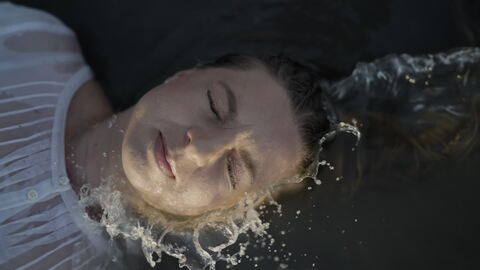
top-left (154, 132), bottom-right (175, 179)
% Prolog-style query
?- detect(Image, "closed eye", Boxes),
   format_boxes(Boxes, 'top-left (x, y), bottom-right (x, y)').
top-left (226, 152), bottom-right (239, 189)
top-left (207, 89), bottom-right (222, 121)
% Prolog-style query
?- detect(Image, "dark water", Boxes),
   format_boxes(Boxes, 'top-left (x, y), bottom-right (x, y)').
top-left (6, 0), bottom-right (480, 269)
top-left (8, 0), bottom-right (473, 110)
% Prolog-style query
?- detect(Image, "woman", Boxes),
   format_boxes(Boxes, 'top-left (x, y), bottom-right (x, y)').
top-left (0, 3), bottom-right (330, 269)
top-left (2, 3), bottom-right (480, 270)
top-left (66, 53), bottom-right (328, 217)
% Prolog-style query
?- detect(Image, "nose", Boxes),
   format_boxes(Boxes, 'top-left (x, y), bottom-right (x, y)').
top-left (184, 126), bottom-right (240, 167)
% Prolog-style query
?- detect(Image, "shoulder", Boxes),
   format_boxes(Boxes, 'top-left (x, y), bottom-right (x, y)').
top-left (0, 2), bottom-right (83, 59)
top-left (0, 2), bottom-right (67, 29)
top-left (0, 3), bottom-right (80, 56)
top-left (0, 2), bottom-right (93, 97)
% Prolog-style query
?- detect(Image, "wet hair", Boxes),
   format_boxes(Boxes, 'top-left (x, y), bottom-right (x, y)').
top-left (197, 53), bottom-right (333, 177)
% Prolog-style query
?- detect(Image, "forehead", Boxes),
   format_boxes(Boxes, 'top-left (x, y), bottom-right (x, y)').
top-left (201, 67), bottom-right (305, 184)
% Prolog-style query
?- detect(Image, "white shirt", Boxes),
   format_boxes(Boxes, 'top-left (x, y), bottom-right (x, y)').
top-left (0, 3), bottom-right (115, 269)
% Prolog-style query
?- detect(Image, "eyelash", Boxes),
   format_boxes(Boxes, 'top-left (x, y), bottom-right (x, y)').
top-left (226, 153), bottom-right (238, 189)
top-left (207, 89), bottom-right (222, 121)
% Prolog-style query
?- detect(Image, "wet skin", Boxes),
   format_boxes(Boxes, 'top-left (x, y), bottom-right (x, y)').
top-left (122, 66), bottom-right (305, 216)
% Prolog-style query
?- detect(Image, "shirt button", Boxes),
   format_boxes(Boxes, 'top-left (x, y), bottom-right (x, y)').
top-left (27, 189), bottom-right (39, 201)
top-left (58, 175), bottom-right (70, 185)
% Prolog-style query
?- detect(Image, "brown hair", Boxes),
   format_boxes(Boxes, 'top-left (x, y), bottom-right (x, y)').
top-left (198, 53), bottom-right (333, 177)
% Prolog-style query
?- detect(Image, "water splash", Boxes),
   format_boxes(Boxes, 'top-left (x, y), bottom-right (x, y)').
top-left (303, 120), bottom-right (361, 185)
top-left (79, 181), bottom-right (274, 270)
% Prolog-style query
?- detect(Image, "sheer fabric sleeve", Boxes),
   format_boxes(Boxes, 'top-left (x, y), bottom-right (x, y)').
top-left (0, 3), bottom-right (107, 270)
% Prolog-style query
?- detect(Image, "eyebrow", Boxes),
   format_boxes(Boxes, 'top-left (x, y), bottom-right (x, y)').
top-left (218, 80), bottom-right (237, 118)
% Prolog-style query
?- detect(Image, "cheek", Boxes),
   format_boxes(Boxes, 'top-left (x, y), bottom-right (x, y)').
top-left (164, 165), bottom-right (232, 213)
top-left (157, 182), bottom-right (220, 215)
top-left (182, 165), bottom-right (227, 200)
top-left (139, 85), bottom-right (205, 126)
top-left (122, 122), bottom-right (158, 190)
top-left (177, 185), bottom-right (217, 209)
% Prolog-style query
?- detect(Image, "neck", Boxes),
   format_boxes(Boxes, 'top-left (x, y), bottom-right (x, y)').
top-left (66, 110), bottom-right (132, 194)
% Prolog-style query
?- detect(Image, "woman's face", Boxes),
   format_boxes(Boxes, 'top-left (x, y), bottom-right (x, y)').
top-left (122, 66), bottom-right (305, 216)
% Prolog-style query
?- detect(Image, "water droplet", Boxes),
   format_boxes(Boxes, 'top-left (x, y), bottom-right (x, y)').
top-left (107, 114), bottom-right (117, 128)
top-left (80, 182), bottom-right (274, 269)
top-left (405, 74), bottom-right (416, 84)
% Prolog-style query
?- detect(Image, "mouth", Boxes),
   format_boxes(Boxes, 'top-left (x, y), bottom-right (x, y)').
top-left (154, 132), bottom-right (176, 179)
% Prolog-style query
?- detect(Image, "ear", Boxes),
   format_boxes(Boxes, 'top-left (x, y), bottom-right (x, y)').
top-left (163, 69), bottom-right (195, 84)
